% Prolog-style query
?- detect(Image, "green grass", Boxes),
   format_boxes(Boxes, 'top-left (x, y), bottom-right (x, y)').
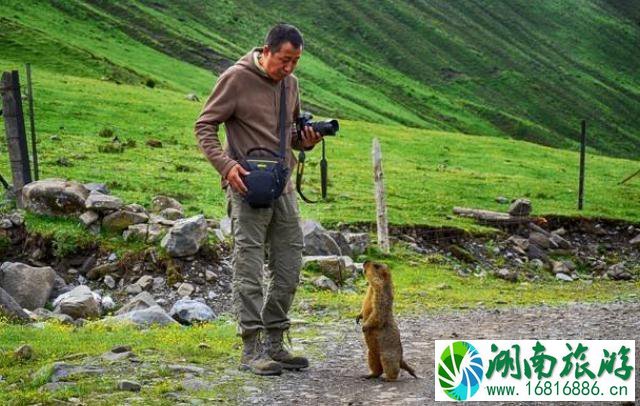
top-left (1, 0), bottom-right (639, 157)
top-left (1, 246), bottom-right (637, 403)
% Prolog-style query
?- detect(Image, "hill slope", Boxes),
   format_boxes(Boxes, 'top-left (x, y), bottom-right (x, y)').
top-left (1, 0), bottom-right (639, 158)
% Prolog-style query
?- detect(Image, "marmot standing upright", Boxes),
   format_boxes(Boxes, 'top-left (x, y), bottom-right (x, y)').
top-left (356, 261), bottom-right (417, 381)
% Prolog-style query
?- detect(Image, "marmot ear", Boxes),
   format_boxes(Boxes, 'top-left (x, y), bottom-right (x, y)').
top-left (381, 268), bottom-right (390, 279)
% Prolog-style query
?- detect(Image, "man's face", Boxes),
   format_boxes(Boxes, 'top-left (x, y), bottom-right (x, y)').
top-left (261, 42), bottom-right (302, 81)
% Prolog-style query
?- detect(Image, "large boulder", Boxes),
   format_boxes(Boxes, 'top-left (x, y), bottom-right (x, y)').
top-left (303, 256), bottom-right (354, 284)
top-left (0, 287), bottom-right (30, 322)
top-left (22, 179), bottom-right (89, 216)
top-left (301, 220), bottom-right (341, 256)
top-left (344, 232), bottom-right (370, 257)
top-left (327, 231), bottom-right (353, 258)
top-left (160, 215), bottom-right (208, 257)
top-left (0, 262), bottom-right (56, 310)
top-left (53, 285), bottom-right (101, 319)
top-left (85, 191), bottom-right (123, 212)
top-left (169, 299), bottom-right (216, 325)
top-left (102, 210), bottom-right (148, 232)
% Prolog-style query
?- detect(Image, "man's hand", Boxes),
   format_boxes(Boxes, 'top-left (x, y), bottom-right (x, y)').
top-left (226, 164), bottom-right (249, 195)
top-left (300, 126), bottom-right (323, 149)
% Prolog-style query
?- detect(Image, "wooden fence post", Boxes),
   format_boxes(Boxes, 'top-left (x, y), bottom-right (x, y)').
top-left (372, 138), bottom-right (390, 254)
top-left (26, 63), bottom-right (39, 181)
top-left (1, 70), bottom-right (32, 207)
top-left (578, 120), bottom-right (586, 210)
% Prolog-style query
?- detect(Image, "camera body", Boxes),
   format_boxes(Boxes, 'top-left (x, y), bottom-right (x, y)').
top-left (296, 112), bottom-right (339, 138)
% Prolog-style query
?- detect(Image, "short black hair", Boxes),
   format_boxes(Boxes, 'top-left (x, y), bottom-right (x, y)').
top-left (265, 23), bottom-right (303, 52)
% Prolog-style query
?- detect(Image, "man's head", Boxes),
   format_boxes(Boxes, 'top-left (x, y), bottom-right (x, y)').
top-left (260, 23), bottom-right (303, 81)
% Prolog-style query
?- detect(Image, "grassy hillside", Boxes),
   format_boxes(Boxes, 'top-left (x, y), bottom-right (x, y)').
top-left (1, 0), bottom-right (639, 158)
top-left (0, 68), bottom-right (638, 231)
top-left (0, 0), bottom-right (639, 232)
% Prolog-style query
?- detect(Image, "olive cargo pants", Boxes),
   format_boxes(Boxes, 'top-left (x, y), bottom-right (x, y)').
top-left (228, 189), bottom-right (304, 336)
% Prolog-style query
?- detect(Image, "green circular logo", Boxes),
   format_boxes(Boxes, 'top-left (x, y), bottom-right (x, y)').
top-left (438, 341), bottom-right (484, 401)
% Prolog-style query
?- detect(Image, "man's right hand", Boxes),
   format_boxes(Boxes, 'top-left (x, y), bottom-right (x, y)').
top-left (226, 164), bottom-right (249, 195)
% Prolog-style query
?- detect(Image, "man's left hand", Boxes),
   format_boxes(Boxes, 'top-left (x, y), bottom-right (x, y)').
top-left (300, 126), bottom-right (323, 149)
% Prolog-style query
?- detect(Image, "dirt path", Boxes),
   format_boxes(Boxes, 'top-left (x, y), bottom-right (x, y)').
top-left (241, 301), bottom-right (640, 405)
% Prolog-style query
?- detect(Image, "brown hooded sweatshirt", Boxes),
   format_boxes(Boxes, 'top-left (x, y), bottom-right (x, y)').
top-left (194, 48), bottom-right (308, 193)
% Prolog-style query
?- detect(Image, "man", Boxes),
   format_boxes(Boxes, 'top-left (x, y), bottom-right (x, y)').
top-left (194, 23), bottom-right (322, 376)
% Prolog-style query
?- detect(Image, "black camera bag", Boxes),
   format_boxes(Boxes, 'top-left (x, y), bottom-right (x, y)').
top-left (232, 82), bottom-right (289, 208)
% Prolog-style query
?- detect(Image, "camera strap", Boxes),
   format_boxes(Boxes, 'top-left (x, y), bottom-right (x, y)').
top-left (296, 138), bottom-right (327, 204)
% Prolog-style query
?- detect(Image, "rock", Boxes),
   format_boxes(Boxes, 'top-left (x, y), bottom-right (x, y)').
top-left (47, 362), bottom-right (104, 382)
top-left (630, 234), bottom-right (640, 246)
top-left (86, 262), bottom-right (120, 280)
top-left (343, 232), bottom-right (370, 256)
top-left (529, 232), bottom-right (551, 249)
top-left (152, 195), bottom-right (183, 213)
top-left (167, 364), bottom-right (205, 375)
top-left (526, 244), bottom-right (549, 262)
top-left (529, 259), bottom-right (545, 271)
top-left (152, 277), bottom-right (165, 291)
top-left (104, 275), bottom-right (116, 289)
top-left (85, 191), bottom-right (123, 212)
top-left (494, 268), bottom-right (518, 282)
top-left (185, 93), bottom-right (200, 102)
top-left (102, 210), bottom-right (148, 232)
top-left (550, 233), bottom-right (573, 249)
top-left (14, 344), bottom-right (34, 360)
top-left (607, 263), bottom-right (632, 281)
top-left (0, 262), bottom-right (56, 310)
top-left (115, 291), bottom-right (157, 315)
top-left (79, 210), bottom-right (100, 227)
top-left (125, 284), bottom-right (142, 295)
top-left (495, 196), bottom-right (509, 204)
top-left (160, 215), bottom-right (208, 257)
top-left (169, 299), bottom-right (216, 325)
top-left (136, 275), bottom-right (154, 291)
top-left (205, 270), bottom-right (216, 282)
top-left (301, 220), bottom-right (341, 256)
top-left (102, 349), bottom-right (133, 362)
top-left (177, 283), bottom-right (195, 297)
top-left (303, 256), bottom-right (350, 284)
top-left (123, 223), bottom-right (167, 243)
top-left (112, 305), bottom-right (178, 327)
top-left (551, 260), bottom-right (571, 275)
top-left (0, 286), bottom-right (30, 322)
top-left (123, 203), bottom-right (147, 214)
top-left (31, 308), bottom-right (74, 324)
top-left (556, 273), bottom-right (574, 282)
top-left (101, 296), bottom-right (116, 312)
top-left (327, 231), bottom-right (353, 258)
top-left (182, 378), bottom-right (208, 391)
top-left (160, 208), bottom-right (184, 220)
top-left (22, 179), bottom-right (89, 216)
top-left (507, 235), bottom-right (529, 251)
top-left (508, 198), bottom-right (532, 217)
top-left (54, 285), bottom-right (100, 319)
top-left (84, 183), bottom-right (110, 194)
top-left (8, 211), bottom-right (24, 226)
top-left (50, 274), bottom-right (71, 300)
top-left (313, 276), bottom-right (338, 291)
top-left (117, 380), bottom-right (142, 392)
top-left (0, 218), bottom-right (13, 229)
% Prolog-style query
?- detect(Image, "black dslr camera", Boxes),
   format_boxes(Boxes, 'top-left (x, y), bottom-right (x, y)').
top-left (296, 112), bottom-right (339, 137)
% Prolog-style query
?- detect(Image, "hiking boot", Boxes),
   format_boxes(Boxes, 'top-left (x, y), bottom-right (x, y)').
top-left (266, 328), bottom-right (309, 370)
top-left (239, 331), bottom-right (282, 376)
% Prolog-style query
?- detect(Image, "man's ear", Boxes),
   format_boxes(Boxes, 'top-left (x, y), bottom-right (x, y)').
top-left (262, 45), bottom-right (271, 56)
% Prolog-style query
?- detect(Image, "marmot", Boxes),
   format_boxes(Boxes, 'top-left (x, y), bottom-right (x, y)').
top-left (356, 261), bottom-right (417, 381)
